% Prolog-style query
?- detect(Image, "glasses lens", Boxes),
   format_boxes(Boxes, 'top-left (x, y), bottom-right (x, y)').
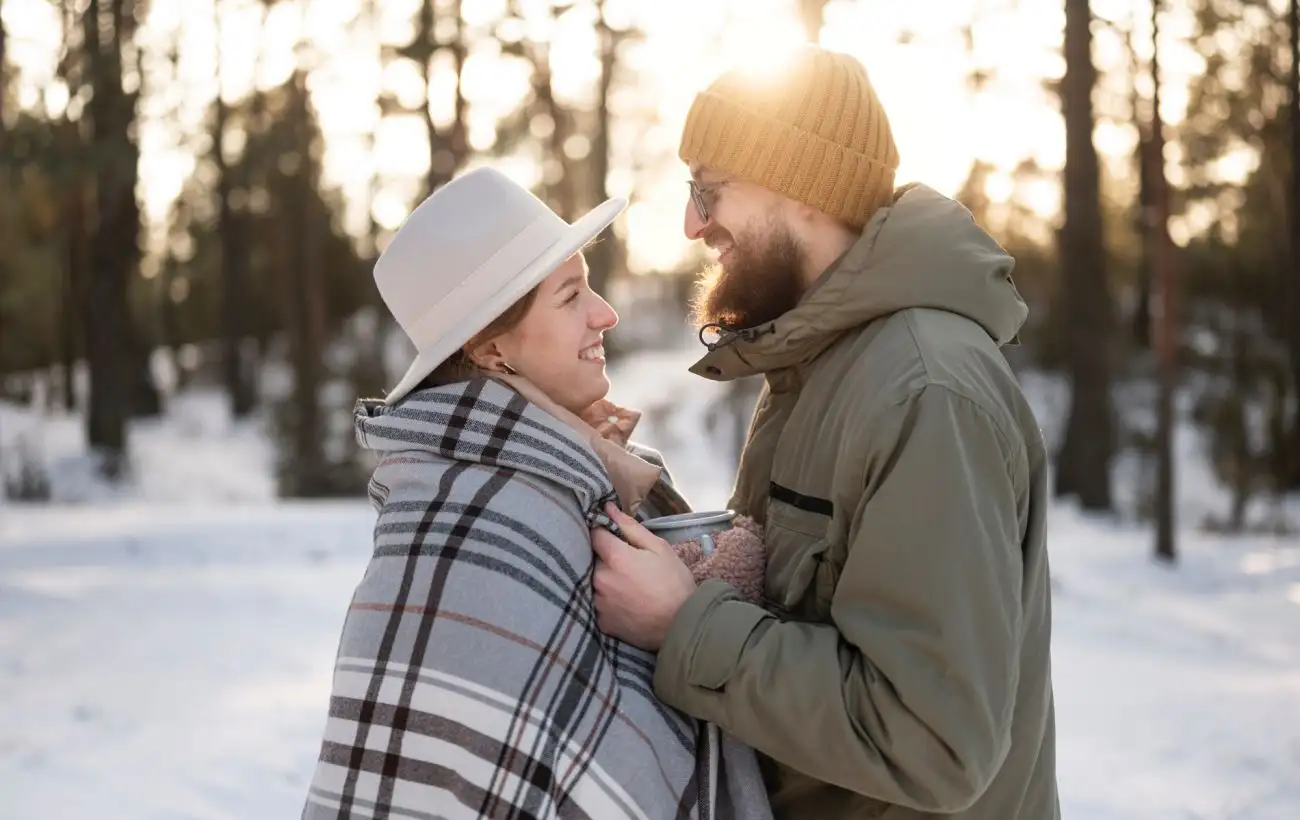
top-left (689, 182), bottom-right (709, 222)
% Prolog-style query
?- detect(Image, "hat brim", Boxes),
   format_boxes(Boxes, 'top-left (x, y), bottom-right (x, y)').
top-left (382, 196), bottom-right (627, 406)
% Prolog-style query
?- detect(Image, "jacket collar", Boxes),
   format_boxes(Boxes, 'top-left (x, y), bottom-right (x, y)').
top-left (689, 183), bottom-right (1027, 384)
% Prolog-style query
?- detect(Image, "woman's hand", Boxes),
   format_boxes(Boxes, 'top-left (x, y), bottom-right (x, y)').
top-left (591, 503), bottom-right (695, 651)
top-left (578, 399), bottom-right (640, 446)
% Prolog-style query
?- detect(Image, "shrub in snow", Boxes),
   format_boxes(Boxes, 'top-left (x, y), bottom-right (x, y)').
top-left (3, 434), bottom-right (52, 502)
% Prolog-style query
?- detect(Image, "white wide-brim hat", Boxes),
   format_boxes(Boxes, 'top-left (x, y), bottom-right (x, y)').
top-left (374, 166), bottom-right (626, 405)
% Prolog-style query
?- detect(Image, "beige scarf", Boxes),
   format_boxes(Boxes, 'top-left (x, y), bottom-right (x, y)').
top-left (495, 374), bottom-right (664, 515)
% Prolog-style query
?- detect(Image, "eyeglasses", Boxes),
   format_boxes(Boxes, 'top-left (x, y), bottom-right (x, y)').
top-left (687, 179), bottom-right (729, 223)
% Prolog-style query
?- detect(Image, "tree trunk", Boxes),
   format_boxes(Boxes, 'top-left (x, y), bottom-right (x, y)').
top-left (243, 3), bottom-right (271, 367)
top-left (798, 0), bottom-right (828, 43)
top-left (215, 3), bottom-right (255, 418)
top-left (448, 0), bottom-right (467, 179)
top-left (115, 0), bottom-right (158, 419)
top-left (1055, 0), bottom-right (1114, 511)
top-left (1287, 0), bottom-right (1300, 488)
top-left (159, 248), bottom-right (180, 380)
top-left (533, 35), bottom-right (576, 219)
top-left (60, 176), bottom-right (88, 412)
top-left (283, 70), bottom-right (327, 496)
top-left (52, 1), bottom-right (81, 412)
top-left (0, 0), bottom-right (7, 126)
top-left (84, 0), bottom-right (137, 477)
top-left (587, 3), bottom-right (623, 302)
top-left (412, 0), bottom-right (466, 197)
top-left (1126, 14), bottom-right (1152, 349)
top-left (415, 0), bottom-right (437, 196)
top-left (355, 0), bottom-right (391, 399)
top-left (1149, 0), bottom-right (1177, 562)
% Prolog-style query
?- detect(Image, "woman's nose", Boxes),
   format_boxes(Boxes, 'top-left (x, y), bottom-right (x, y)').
top-left (592, 294), bottom-right (619, 330)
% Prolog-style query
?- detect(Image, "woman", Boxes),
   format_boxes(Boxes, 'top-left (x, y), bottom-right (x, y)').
top-left (302, 167), bottom-right (770, 820)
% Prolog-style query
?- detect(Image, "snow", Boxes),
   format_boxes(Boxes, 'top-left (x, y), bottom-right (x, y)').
top-left (1046, 507), bottom-right (1300, 820)
top-left (0, 385), bottom-right (276, 505)
top-left (2, 348), bottom-right (1298, 819)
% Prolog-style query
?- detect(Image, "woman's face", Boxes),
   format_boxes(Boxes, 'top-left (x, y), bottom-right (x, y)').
top-left (483, 254), bottom-right (619, 414)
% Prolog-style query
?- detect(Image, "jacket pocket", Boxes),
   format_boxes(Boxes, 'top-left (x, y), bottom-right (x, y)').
top-left (764, 498), bottom-right (839, 620)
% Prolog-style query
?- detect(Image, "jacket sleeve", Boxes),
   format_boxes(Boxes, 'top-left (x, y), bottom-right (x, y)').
top-left (653, 384), bottom-right (1025, 812)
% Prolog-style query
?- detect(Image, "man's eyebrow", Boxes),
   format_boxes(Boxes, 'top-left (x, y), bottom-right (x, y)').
top-left (692, 168), bottom-right (727, 186)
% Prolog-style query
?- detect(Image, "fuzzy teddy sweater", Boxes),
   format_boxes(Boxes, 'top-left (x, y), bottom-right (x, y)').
top-left (672, 514), bottom-right (766, 606)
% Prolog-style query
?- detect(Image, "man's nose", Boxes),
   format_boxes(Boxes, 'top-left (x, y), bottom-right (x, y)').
top-left (684, 199), bottom-right (708, 240)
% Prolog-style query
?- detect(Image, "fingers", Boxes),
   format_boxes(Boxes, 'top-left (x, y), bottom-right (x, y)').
top-left (604, 503), bottom-right (671, 556)
top-left (590, 526), bottom-right (627, 564)
top-left (604, 502), bottom-right (636, 526)
top-left (578, 399), bottom-right (615, 427)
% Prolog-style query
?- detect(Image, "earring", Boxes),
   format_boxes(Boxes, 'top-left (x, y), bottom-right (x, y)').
top-left (499, 362), bottom-right (518, 375)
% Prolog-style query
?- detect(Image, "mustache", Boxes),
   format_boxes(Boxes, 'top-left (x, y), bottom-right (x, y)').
top-left (703, 228), bottom-right (732, 249)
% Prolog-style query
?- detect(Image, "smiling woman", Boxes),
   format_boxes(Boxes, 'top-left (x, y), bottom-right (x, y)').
top-left (300, 166), bottom-right (773, 819)
top-left (420, 252), bottom-right (620, 414)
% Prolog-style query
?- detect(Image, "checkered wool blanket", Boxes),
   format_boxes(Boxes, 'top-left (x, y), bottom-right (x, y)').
top-left (302, 377), bottom-right (771, 820)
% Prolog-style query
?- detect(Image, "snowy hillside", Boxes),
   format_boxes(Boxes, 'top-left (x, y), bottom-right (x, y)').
top-left (1, 349), bottom-right (1297, 819)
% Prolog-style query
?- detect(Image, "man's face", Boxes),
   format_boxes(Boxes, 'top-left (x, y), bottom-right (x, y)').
top-left (684, 167), bottom-right (809, 331)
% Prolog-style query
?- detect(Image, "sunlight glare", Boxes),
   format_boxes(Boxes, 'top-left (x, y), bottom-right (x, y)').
top-left (726, 41), bottom-right (807, 84)
top-left (374, 115), bottom-right (429, 177)
top-left (374, 190), bottom-right (416, 232)
top-left (549, 8), bottom-right (602, 107)
top-left (464, 155), bottom-right (541, 194)
top-left (463, 0), bottom-right (509, 28)
top-left (462, 45), bottom-right (531, 119)
top-left (42, 83), bottom-right (70, 118)
top-left (1, 0), bottom-right (62, 88)
top-left (716, 18), bottom-right (807, 82)
top-left (383, 61), bottom-right (428, 112)
top-left (1, 0), bottom-right (1221, 274)
top-left (626, 200), bottom-right (685, 274)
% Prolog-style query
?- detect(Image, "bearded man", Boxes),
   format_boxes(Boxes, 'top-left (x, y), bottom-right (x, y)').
top-left (590, 45), bottom-right (1061, 820)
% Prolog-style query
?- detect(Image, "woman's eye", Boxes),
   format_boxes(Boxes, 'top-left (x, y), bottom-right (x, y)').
top-left (563, 291), bottom-right (579, 305)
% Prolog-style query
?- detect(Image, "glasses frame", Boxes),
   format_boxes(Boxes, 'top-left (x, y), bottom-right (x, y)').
top-left (687, 179), bottom-right (729, 223)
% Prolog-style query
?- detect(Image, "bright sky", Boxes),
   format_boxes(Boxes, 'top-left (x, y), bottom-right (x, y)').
top-left (2, 0), bottom-right (1214, 273)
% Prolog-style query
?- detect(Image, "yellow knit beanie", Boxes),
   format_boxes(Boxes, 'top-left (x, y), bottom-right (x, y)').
top-left (679, 46), bottom-right (900, 230)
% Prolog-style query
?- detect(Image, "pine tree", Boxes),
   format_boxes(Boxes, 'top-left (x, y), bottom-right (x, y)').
top-left (1055, 0), bottom-right (1116, 511)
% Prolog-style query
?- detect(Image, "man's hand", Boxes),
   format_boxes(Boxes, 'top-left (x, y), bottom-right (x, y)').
top-left (591, 503), bottom-right (696, 651)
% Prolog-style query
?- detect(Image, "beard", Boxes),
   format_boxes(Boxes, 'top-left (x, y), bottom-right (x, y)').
top-left (692, 213), bottom-right (808, 332)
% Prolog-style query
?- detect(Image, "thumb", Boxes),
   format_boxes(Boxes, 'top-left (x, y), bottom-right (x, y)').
top-left (605, 503), bottom-right (673, 556)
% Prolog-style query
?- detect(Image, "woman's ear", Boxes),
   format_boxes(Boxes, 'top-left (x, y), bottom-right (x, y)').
top-left (466, 337), bottom-right (508, 372)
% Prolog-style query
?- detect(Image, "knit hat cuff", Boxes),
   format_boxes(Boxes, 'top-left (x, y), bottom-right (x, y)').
top-left (679, 91), bottom-right (897, 229)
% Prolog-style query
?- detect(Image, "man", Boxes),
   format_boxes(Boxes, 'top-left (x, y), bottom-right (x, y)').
top-left (591, 45), bottom-right (1060, 819)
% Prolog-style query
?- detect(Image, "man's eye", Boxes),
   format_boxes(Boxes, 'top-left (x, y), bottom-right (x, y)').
top-left (564, 291), bottom-right (579, 305)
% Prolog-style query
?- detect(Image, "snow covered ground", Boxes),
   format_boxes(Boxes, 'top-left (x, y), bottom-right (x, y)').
top-left (1, 349), bottom-right (1298, 819)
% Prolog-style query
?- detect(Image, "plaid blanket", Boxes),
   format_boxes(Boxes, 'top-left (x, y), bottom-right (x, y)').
top-left (302, 377), bottom-right (772, 820)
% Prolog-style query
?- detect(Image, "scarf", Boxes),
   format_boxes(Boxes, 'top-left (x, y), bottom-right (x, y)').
top-left (302, 377), bottom-right (772, 820)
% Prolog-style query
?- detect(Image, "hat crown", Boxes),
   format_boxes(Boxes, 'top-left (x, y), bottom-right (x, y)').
top-left (374, 167), bottom-right (565, 341)
top-left (679, 46), bottom-right (899, 229)
top-left (713, 48), bottom-right (890, 157)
